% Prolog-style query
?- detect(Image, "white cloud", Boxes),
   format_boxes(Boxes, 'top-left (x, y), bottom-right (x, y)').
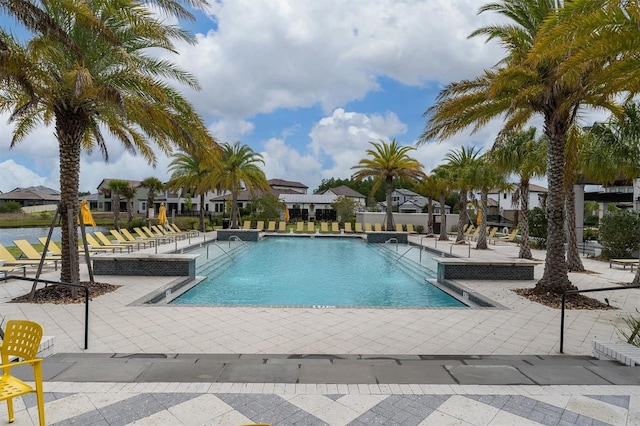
top-left (208, 118), bottom-right (255, 143)
top-left (0, 160), bottom-right (47, 192)
top-left (261, 137), bottom-right (322, 189)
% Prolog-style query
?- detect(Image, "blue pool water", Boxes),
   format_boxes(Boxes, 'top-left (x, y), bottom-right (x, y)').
top-left (171, 237), bottom-right (465, 307)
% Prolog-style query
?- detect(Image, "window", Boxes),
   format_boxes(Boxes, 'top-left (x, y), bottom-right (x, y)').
top-left (503, 193), bottom-right (507, 199)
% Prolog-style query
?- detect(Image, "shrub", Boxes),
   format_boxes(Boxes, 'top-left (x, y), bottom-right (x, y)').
top-left (527, 207), bottom-right (548, 249)
top-left (599, 210), bottom-right (640, 258)
top-left (618, 316), bottom-right (640, 348)
top-left (126, 218), bottom-right (147, 231)
top-left (0, 201), bottom-right (22, 213)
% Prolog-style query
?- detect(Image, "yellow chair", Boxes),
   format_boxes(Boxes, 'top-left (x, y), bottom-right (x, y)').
top-left (307, 222), bottom-right (315, 233)
top-left (331, 222), bottom-right (340, 233)
top-left (320, 222), bottom-right (329, 233)
top-left (278, 222), bottom-right (287, 232)
top-left (266, 221), bottom-right (276, 232)
top-left (344, 223), bottom-right (353, 233)
top-left (0, 320), bottom-right (45, 426)
top-left (374, 223), bottom-right (383, 231)
top-left (364, 223), bottom-right (373, 232)
top-left (355, 223), bottom-right (363, 233)
top-left (395, 224), bottom-right (404, 232)
top-left (406, 224), bottom-right (416, 234)
top-left (255, 221), bottom-right (265, 231)
top-left (295, 222), bottom-right (304, 232)
top-left (242, 220), bottom-right (252, 230)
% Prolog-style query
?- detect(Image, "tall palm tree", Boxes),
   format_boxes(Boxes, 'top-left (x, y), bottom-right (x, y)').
top-left (490, 128), bottom-right (546, 259)
top-left (430, 165), bottom-right (453, 241)
top-left (108, 179), bottom-right (130, 231)
top-left (443, 146), bottom-right (481, 243)
top-left (0, 0), bottom-right (213, 283)
top-left (420, 0), bottom-right (621, 295)
top-left (352, 139), bottom-right (426, 231)
top-left (212, 142), bottom-right (270, 229)
top-left (121, 183), bottom-right (136, 224)
top-left (166, 148), bottom-right (218, 232)
top-left (141, 177), bottom-right (165, 219)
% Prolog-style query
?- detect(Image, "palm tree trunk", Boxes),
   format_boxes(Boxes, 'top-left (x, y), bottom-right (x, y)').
top-left (456, 190), bottom-right (467, 243)
top-left (565, 183), bottom-right (585, 272)
top-left (231, 192), bottom-right (239, 228)
top-left (519, 179), bottom-right (533, 259)
top-left (476, 190), bottom-right (489, 249)
top-left (439, 191), bottom-right (448, 240)
top-left (113, 193), bottom-right (121, 231)
top-left (427, 198), bottom-right (434, 235)
top-left (147, 194), bottom-right (154, 219)
top-left (536, 116), bottom-right (576, 294)
top-left (199, 193), bottom-right (205, 232)
top-left (56, 112), bottom-right (82, 284)
top-left (127, 200), bottom-right (133, 223)
top-left (385, 176), bottom-right (394, 231)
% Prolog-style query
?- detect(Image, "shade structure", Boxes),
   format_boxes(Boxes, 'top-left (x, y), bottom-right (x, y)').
top-left (80, 199), bottom-right (96, 227)
top-left (284, 206), bottom-right (290, 222)
top-left (158, 203), bottom-right (167, 225)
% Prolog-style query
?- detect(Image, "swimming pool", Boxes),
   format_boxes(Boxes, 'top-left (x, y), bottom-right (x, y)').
top-left (170, 237), bottom-right (466, 308)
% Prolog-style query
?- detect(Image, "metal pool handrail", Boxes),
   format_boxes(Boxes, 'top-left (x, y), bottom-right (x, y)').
top-left (560, 284), bottom-right (640, 353)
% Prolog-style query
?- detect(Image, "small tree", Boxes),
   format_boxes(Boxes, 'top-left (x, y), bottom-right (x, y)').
top-left (108, 179), bottom-right (130, 231)
top-left (0, 201), bottom-right (22, 213)
top-left (331, 196), bottom-right (358, 223)
top-left (249, 194), bottom-right (284, 220)
top-left (527, 207), bottom-right (548, 249)
top-left (599, 210), bottom-right (640, 259)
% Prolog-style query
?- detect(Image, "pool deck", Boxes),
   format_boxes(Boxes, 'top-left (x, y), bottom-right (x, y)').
top-left (2, 231), bottom-right (640, 425)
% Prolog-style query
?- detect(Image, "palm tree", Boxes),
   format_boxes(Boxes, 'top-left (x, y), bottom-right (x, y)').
top-left (420, 0), bottom-right (621, 295)
top-left (443, 146), bottom-right (481, 243)
top-left (213, 142), bottom-right (270, 229)
top-left (429, 165), bottom-right (453, 241)
top-left (108, 180), bottom-right (130, 232)
top-left (121, 184), bottom-right (137, 223)
top-left (351, 139), bottom-right (426, 231)
top-left (166, 148), bottom-right (219, 232)
top-left (0, 0), bottom-right (213, 283)
top-left (141, 177), bottom-right (165, 219)
top-left (490, 128), bottom-right (546, 259)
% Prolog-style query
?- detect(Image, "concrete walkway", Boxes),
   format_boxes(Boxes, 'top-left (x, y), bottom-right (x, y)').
top-left (1, 231), bottom-right (640, 425)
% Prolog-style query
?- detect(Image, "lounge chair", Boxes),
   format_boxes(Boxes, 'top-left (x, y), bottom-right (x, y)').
top-left (38, 237), bottom-right (111, 255)
top-left (0, 243), bottom-right (44, 268)
top-left (364, 223), bottom-right (372, 232)
top-left (374, 223), bottom-right (383, 232)
top-left (266, 221), bottom-right (276, 232)
top-left (154, 225), bottom-right (186, 240)
top-left (110, 230), bottom-right (153, 249)
top-left (146, 226), bottom-right (176, 242)
top-left (355, 223), bottom-right (363, 233)
top-left (255, 221), bottom-right (265, 231)
top-left (242, 220), bottom-right (252, 230)
top-left (12, 240), bottom-right (61, 269)
top-left (295, 222), bottom-right (304, 232)
top-left (320, 222), bottom-right (329, 233)
top-left (344, 223), bottom-right (353, 233)
top-left (307, 222), bottom-right (315, 233)
top-left (278, 221), bottom-right (287, 232)
top-left (95, 231), bottom-right (139, 250)
top-left (85, 233), bottom-right (130, 252)
top-left (331, 222), bottom-right (340, 233)
top-left (463, 225), bottom-right (475, 236)
top-left (395, 224), bottom-right (404, 232)
top-left (496, 229), bottom-right (519, 242)
top-left (170, 223), bottom-right (198, 237)
top-left (609, 259), bottom-right (640, 271)
top-left (406, 224), bottom-right (416, 234)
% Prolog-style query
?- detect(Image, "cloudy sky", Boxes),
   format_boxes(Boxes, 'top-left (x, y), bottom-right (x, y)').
top-left (0, 0), bottom-right (608, 194)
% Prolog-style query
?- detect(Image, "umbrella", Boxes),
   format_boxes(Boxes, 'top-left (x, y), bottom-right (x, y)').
top-left (158, 202), bottom-right (167, 226)
top-left (80, 199), bottom-right (96, 227)
top-left (284, 206), bottom-right (290, 222)
top-left (476, 208), bottom-right (482, 226)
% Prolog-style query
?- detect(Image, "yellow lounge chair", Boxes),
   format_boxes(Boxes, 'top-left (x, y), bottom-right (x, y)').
top-left (242, 220), bottom-right (252, 230)
top-left (307, 222), bottom-right (315, 233)
top-left (332, 222), bottom-right (340, 233)
top-left (395, 224), bottom-right (404, 232)
top-left (110, 230), bottom-right (152, 249)
top-left (296, 222), bottom-right (304, 232)
top-left (355, 223), bottom-right (363, 233)
top-left (12, 240), bottom-right (60, 269)
top-left (364, 223), bottom-right (372, 232)
top-left (320, 222), bottom-right (329, 233)
top-left (255, 221), bottom-right (265, 231)
top-left (122, 228), bottom-right (154, 245)
top-left (95, 231), bottom-right (139, 250)
top-left (497, 229), bottom-right (519, 242)
top-left (84, 234), bottom-right (129, 253)
top-left (406, 224), bottom-right (416, 234)
top-left (266, 221), bottom-right (276, 232)
top-left (374, 223), bottom-right (382, 231)
top-left (38, 237), bottom-right (111, 255)
top-left (170, 223), bottom-right (198, 237)
top-left (0, 320), bottom-right (46, 426)
top-left (0, 243), bottom-right (45, 267)
top-left (344, 223), bottom-right (353, 233)
top-left (278, 221), bottom-right (287, 232)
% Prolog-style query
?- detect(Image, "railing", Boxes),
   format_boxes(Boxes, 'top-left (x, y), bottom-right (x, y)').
top-left (207, 243), bottom-right (233, 260)
top-left (397, 246), bottom-right (421, 262)
top-left (560, 284), bottom-right (640, 353)
top-left (0, 275), bottom-right (89, 349)
top-left (384, 238), bottom-right (398, 251)
top-left (229, 236), bottom-right (250, 249)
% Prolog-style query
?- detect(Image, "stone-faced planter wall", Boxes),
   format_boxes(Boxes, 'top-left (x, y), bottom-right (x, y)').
top-left (93, 254), bottom-right (198, 278)
top-left (436, 258), bottom-right (539, 282)
top-left (216, 229), bottom-right (261, 242)
top-left (365, 232), bottom-right (408, 244)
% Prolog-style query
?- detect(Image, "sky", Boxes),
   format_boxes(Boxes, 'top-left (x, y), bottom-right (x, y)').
top-left (0, 0), bottom-right (610, 195)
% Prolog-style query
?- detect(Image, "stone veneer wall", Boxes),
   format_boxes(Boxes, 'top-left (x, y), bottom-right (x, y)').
top-left (365, 232), bottom-right (408, 244)
top-left (216, 229), bottom-right (261, 242)
top-left (437, 261), bottom-right (535, 281)
top-left (93, 254), bottom-right (198, 277)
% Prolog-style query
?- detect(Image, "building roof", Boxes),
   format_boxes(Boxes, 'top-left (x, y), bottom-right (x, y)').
top-left (319, 185), bottom-right (366, 199)
top-left (278, 193), bottom-right (336, 204)
top-left (393, 188), bottom-right (420, 197)
top-left (209, 188), bottom-right (299, 202)
top-left (488, 183), bottom-right (548, 194)
top-left (268, 178), bottom-right (308, 189)
top-left (97, 178), bottom-right (143, 189)
top-left (0, 186), bottom-right (60, 201)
